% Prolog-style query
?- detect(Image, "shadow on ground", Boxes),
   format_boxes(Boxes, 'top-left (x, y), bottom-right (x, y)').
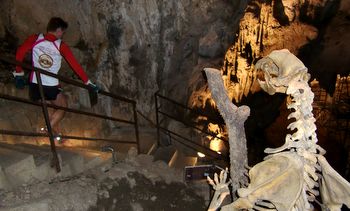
top-left (89, 171), bottom-right (207, 211)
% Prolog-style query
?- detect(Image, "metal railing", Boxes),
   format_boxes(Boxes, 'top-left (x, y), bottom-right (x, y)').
top-left (154, 91), bottom-right (229, 161)
top-left (0, 55), bottom-right (139, 172)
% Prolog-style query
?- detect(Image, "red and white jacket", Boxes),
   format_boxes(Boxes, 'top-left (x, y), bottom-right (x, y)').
top-left (15, 33), bottom-right (89, 86)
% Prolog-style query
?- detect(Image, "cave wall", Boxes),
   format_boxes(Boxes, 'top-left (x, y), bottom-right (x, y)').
top-left (299, 0), bottom-right (350, 94)
top-left (1, 0), bottom-right (348, 166)
top-left (190, 0), bottom-right (350, 110)
top-left (187, 0), bottom-right (350, 165)
top-left (0, 0), bottom-right (348, 124)
top-left (0, 0), bottom-right (247, 125)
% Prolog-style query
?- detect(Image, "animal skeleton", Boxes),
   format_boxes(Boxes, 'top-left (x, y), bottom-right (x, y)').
top-left (205, 49), bottom-right (350, 211)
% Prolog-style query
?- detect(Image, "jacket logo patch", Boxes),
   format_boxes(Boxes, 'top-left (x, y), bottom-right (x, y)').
top-left (38, 54), bottom-right (53, 68)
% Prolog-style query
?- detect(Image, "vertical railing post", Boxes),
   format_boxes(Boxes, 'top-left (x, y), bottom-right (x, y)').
top-left (34, 70), bottom-right (61, 172)
top-left (154, 91), bottom-right (160, 147)
top-left (132, 102), bottom-right (140, 154)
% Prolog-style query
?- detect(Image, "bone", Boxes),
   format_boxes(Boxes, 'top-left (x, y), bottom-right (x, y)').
top-left (205, 49), bottom-right (350, 211)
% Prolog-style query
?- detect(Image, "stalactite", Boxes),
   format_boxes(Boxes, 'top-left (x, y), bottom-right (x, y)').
top-left (239, 29), bottom-right (243, 52)
top-left (224, 58), bottom-right (229, 76)
top-left (246, 25), bottom-right (249, 39)
top-left (234, 48), bottom-right (238, 74)
top-left (241, 29), bottom-right (245, 53)
top-left (226, 52), bottom-right (232, 84)
top-left (256, 25), bottom-right (260, 44)
top-left (271, 0), bottom-right (275, 10)
top-left (257, 7), bottom-right (264, 55)
top-left (265, 6), bottom-right (270, 40)
top-left (227, 47), bottom-right (237, 83)
top-left (259, 19), bottom-right (264, 52)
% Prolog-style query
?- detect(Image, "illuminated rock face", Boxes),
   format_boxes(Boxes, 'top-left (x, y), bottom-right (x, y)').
top-left (206, 49), bottom-right (350, 211)
top-left (190, 0), bottom-right (349, 108)
top-left (188, 0), bottom-right (349, 168)
top-left (216, 0), bottom-right (321, 103)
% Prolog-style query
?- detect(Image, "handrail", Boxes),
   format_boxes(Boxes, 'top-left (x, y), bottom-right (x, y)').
top-left (0, 56), bottom-right (134, 103)
top-left (136, 108), bottom-right (228, 161)
top-left (158, 110), bottom-right (228, 143)
top-left (158, 125), bottom-right (228, 160)
top-left (0, 93), bottom-right (135, 124)
top-left (156, 92), bottom-right (227, 139)
top-left (0, 129), bottom-right (134, 143)
top-left (0, 56), bottom-right (140, 172)
top-left (156, 92), bottom-right (228, 143)
top-left (156, 93), bottom-right (220, 122)
top-left (155, 91), bottom-right (228, 161)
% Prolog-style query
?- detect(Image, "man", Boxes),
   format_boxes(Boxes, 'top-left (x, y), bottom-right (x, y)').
top-left (14, 17), bottom-right (98, 140)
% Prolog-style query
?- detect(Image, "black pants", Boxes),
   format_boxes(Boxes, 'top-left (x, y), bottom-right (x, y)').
top-left (29, 83), bottom-right (61, 101)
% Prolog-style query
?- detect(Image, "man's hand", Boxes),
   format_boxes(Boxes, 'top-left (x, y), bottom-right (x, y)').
top-left (13, 71), bottom-right (26, 89)
top-left (86, 79), bottom-right (100, 93)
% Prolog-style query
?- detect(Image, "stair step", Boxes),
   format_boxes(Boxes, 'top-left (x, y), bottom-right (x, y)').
top-left (0, 142), bottom-right (50, 166)
top-left (0, 147), bottom-right (36, 186)
top-left (0, 142), bottom-right (112, 189)
top-left (0, 166), bottom-right (10, 189)
top-left (109, 127), bottom-right (157, 154)
top-left (166, 148), bottom-right (198, 169)
top-left (146, 142), bottom-right (157, 155)
top-left (0, 142), bottom-right (60, 182)
top-left (0, 143), bottom-right (80, 180)
top-left (153, 146), bottom-right (177, 166)
top-left (172, 156), bottom-right (198, 169)
top-left (55, 149), bottom-right (85, 176)
top-left (59, 147), bottom-right (111, 170)
top-left (139, 131), bottom-right (157, 154)
top-left (0, 200), bottom-right (49, 211)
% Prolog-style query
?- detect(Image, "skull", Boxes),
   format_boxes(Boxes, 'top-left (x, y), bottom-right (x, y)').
top-left (255, 49), bottom-right (310, 95)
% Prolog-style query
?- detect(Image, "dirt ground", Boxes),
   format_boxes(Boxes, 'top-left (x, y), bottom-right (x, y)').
top-left (0, 150), bottom-right (208, 211)
top-left (90, 172), bottom-right (206, 211)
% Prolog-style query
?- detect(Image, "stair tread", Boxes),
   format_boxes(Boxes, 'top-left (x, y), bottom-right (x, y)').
top-left (0, 147), bottom-right (34, 168)
top-left (59, 147), bottom-right (111, 163)
top-left (108, 127), bottom-right (157, 154)
top-left (0, 142), bottom-right (109, 166)
top-left (153, 146), bottom-right (177, 164)
top-left (174, 156), bottom-right (198, 168)
top-left (0, 142), bottom-right (51, 165)
top-left (0, 141), bottom-right (111, 189)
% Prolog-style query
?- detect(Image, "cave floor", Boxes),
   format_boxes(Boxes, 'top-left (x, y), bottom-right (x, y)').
top-left (0, 153), bottom-right (208, 211)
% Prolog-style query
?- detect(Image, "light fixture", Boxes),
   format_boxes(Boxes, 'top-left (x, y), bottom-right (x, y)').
top-left (210, 137), bottom-right (224, 152)
top-left (197, 152), bottom-right (206, 158)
